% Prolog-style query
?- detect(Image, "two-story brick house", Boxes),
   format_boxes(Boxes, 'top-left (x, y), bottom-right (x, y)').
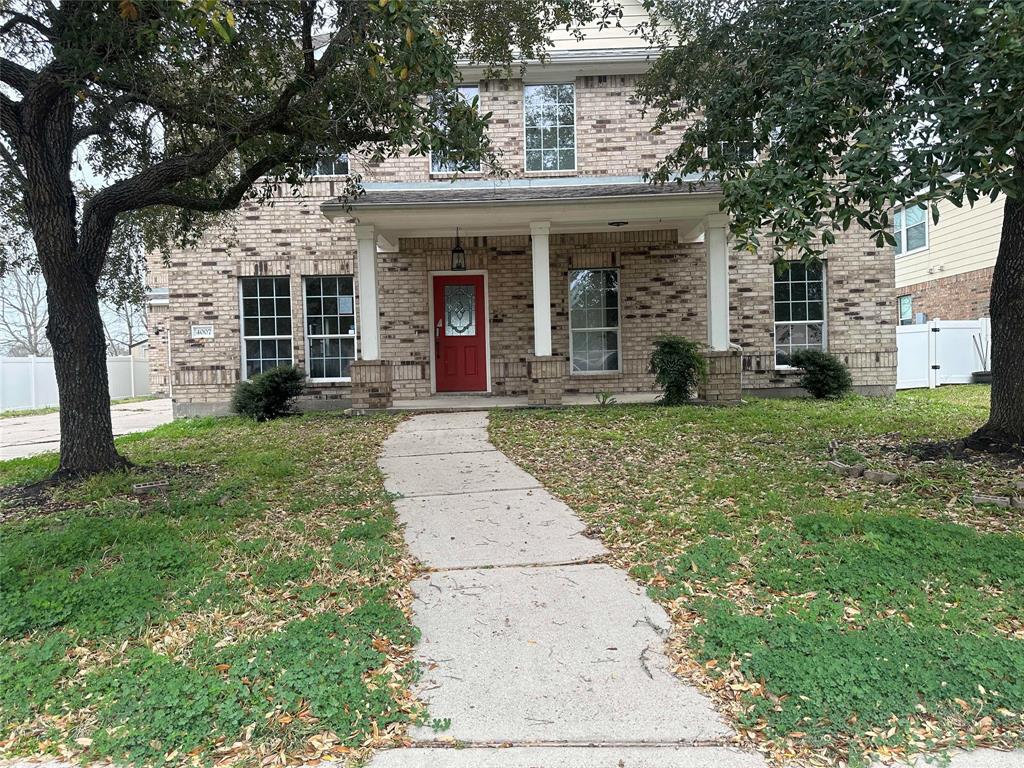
top-left (147, 8), bottom-right (897, 416)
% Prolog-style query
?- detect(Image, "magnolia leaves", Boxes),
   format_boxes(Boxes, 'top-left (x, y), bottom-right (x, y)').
top-left (118, 0), bottom-right (237, 43)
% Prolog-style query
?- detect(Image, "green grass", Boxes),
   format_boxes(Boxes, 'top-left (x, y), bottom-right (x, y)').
top-left (490, 387), bottom-right (1024, 765)
top-left (0, 413), bottom-right (418, 766)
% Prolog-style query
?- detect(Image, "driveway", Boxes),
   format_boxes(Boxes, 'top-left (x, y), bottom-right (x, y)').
top-left (0, 398), bottom-right (173, 461)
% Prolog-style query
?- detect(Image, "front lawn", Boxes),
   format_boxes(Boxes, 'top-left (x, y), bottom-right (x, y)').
top-left (490, 387), bottom-right (1024, 766)
top-left (0, 413), bottom-right (419, 766)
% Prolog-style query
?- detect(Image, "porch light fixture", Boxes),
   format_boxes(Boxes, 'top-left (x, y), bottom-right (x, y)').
top-left (451, 228), bottom-right (467, 271)
top-left (608, 220), bottom-right (628, 227)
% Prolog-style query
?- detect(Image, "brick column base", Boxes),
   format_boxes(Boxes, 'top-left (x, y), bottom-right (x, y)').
top-left (350, 360), bottom-right (393, 411)
top-left (699, 349), bottom-right (742, 404)
top-left (526, 355), bottom-right (567, 406)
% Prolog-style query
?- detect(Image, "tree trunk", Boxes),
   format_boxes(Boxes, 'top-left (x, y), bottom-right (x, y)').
top-left (46, 271), bottom-right (128, 478)
top-left (15, 86), bottom-right (127, 479)
top-left (966, 190), bottom-right (1024, 451)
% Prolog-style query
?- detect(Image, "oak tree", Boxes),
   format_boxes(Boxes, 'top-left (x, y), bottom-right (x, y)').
top-left (639, 0), bottom-right (1024, 448)
top-left (0, 0), bottom-right (615, 477)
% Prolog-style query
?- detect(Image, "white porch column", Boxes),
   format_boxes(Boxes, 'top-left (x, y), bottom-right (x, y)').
top-left (704, 213), bottom-right (731, 351)
top-left (530, 221), bottom-right (552, 357)
top-left (354, 224), bottom-right (380, 360)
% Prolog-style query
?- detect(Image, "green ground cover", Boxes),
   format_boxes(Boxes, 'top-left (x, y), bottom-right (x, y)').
top-left (490, 387), bottom-right (1024, 766)
top-left (0, 413), bottom-right (419, 766)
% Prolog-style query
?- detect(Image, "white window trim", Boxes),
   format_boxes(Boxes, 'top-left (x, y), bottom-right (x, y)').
top-left (523, 82), bottom-right (578, 174)
top-left (898, 294), bottom-right (914, 326)
top-left (429, 85), bottom-right (483, 177)
top-left (302, 275), bottom-right (358, 383)
top-left (568, 268), bottom-right (622, 375)
top-left (893, 203), bottom-right (929, 257)
top-left (239, 277), bottom-right (294, 381)
top-left (772, 263), bottom-right (829, 370)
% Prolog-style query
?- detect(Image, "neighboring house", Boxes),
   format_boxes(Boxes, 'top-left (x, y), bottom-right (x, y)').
top-left (894, 195), bottom-right (1003, 324)
top-left (147, 3), bottom-right (896, 416)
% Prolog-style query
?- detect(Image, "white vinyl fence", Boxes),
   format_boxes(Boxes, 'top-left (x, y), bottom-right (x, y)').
top-left (0, 356), bottom-right (151, 412)
top-left (896, 318), bottom-right (991, 390)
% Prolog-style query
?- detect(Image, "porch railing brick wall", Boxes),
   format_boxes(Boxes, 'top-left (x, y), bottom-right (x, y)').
top-left (699, 349), bottom-right (742, 403)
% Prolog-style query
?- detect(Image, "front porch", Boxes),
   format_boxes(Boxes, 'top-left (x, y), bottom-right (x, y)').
top-left (321, 177), bottom-right (743, 410)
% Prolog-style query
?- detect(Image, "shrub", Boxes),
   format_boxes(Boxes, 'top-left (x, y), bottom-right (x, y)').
top-left (650, 336), bottom-right (708, 405)
top-left (789, 349), bottom-right (852, 399)
top-left (232, 365), bottom-right (305, 421)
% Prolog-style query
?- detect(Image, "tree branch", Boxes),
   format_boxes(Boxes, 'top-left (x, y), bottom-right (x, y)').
top-left (300, 0), bottom-right (316, 75)
top-left (0, 56), bottom-right (35, 92)
top-left (145, 140), bottom-right (306, 212)
top-left (0, 138), bottom-right (26, 186)
top-left (81, 4), bottom-right (365, 249)
top-left (0, 91), bottom-right (21, 139)
top-left (0, 10), bottom-right (54, 40)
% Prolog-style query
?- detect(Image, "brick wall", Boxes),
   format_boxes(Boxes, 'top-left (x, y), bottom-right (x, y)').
top-left (899, 266), bottom-right (993, 321)
top-left (149, 74), bottom-right (895, 410)
top-left (730, 229), bottom-right (898, 394)
top-left (378, 230), bottom-right (706, 400)
top-left (147, 182), bottom-right (356, 414)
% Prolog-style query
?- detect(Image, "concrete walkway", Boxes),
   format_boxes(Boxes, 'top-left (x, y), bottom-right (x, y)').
top-left (372, 411), bottom-right (757, 767)
top-left (0, 398), bottom-right (173, 460)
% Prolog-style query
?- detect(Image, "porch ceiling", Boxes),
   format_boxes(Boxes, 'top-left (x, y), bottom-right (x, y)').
top-left (321, 178), bottom-right (723, 240)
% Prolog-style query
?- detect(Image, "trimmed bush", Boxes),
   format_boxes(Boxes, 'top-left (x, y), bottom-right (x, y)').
top-left (789, 349), bottom-right (852, 399)
top-left (650, 335), bottom-right (708, 405)
top-left (232, 365), bottom-right (305, 420)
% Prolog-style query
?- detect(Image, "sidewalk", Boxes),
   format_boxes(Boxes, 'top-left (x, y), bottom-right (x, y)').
top-left (370, 410), bottom-right (758, 766)
top-left (0, 398), bottom-right (172, 460)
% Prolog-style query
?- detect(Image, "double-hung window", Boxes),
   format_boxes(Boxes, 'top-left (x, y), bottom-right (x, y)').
top-left (310, 153), bottom-right (349, 177)
top-left (431, 86), bottom-right (481, 174)
top-left (304, 276), bottom-right (356, 380)
top-left (241, 277), bottom-right (293, 378)
top-left (774, 262), bottom-right (826, 367)
top-left (524, 84), bottom-right (576, 172)
top-left (569, 269), bottom-right (620, 373)
top-left (894, 204), bottom-right (927, 255)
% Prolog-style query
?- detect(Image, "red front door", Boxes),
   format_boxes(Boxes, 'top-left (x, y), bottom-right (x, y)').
top-left (433, 274), bottom-right (487, 392)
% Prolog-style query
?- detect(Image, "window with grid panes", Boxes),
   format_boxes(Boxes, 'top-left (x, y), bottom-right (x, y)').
top-left (240, 277), bottom-right (293, 377)
top-left (569, 269), bottom-right (620, 373)
top-left (524, 84), bottom-right (575, 171)
top-left (774, 262), bottom-right (827, 366)
top-left (304, 276), bottom-right (356, 380)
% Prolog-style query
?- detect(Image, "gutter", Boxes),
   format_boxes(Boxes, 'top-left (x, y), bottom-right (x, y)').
top-left (322, 188), bottom-right (720, 215)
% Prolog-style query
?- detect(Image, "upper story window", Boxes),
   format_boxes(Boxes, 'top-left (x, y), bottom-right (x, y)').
top-left (716, 140), bottom-right (756, 163)
top-left (774, 262), bottom-right (826, 367)
top-left (310, 153), bottom-right (349, 177)
top-left (894, 204), bottom-right (927, 256)
top-left (431, 86), bottom-right (481, 174)
top-left (524, 84), bottom-right (576, 172)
